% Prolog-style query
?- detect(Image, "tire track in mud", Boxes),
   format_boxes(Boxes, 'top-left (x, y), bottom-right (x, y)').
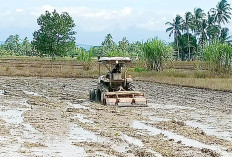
top-left (67, 102), bottom-right (231, 157)
top-left (0, 76), bottom-right (231, 156)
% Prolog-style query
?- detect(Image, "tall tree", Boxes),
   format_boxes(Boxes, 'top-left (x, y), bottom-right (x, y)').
top-left (21, 37), bottom-right (32, 56)
top-left (210, 0), bottom-right (232, 41)
top-left (118, 37), bottom-right (129, 53)
top-left (166, 15), bottom-right (183, 59)
top-left (211, 0), bottom-right (232, 26)
top-left (207, 12), bottom-right (221, 41)
top-left (32, 10), bottom-right (76, 59)
top-left (183, 12), bottom-right (193, 60)
top-left (4, 34), bottom-right (21, 55)
top-left (102, 34), bottom-right (116, 56)
top-left (220, 27), bottom-right (230, 41)
top-left (197, 19), bottom-right (208, 49)
top-left (192, 8), bottom-right (206, 33)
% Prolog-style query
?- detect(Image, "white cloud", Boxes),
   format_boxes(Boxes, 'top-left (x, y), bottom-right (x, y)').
top-left (137, 18), bottom-right (162, 31)
top-left (0, 11), bottom-right (11, 16)
top-left (51, 6), bottom-right (137, 32)
top-left (16, 9), bottom-right (23, 13)
top-left (1, 5), bottom-right (175, 34)
top-left (61, 6), bottom-right (134, 20)
top-left (42, 5), bottom-right (55, 12)
top-left (122, 7), bottom-right (133, 16)
top-left (30, 5), bottom-right (55, 17)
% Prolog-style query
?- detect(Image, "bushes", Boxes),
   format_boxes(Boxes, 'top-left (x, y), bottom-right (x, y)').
top-left (105, 49), bottom-right (128, 57)
top-left (77, 48), bottom-right (93, 70)
top-left (204, 41), bottom-right (232, 73)
top-left (141, 38), bottom-right (174, 71)
top-left (0, 48), bottom-right (14, 56)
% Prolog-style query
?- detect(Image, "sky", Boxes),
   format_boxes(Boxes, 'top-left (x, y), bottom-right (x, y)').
top-left (0, 0), bottom-right (231, 45)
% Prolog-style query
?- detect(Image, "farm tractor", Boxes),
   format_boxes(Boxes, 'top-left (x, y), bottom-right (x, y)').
top-left (89, 57), bottom-right (147, 107)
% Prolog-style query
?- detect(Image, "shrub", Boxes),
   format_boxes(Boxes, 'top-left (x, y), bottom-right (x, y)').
top-left (141, 38), bottom-right (174, 71)
top-left (204, 41), bottom-right (232, 73)
top-left (133, 67), bottom-right (147, 72)
top-left (77, 48), bottom-right (93, 70)
top-left (105, 49), bottom-right (128, 57)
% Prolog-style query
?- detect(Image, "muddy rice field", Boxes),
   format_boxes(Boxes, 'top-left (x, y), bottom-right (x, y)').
top-left (0, 76), bottom-right (231, 157)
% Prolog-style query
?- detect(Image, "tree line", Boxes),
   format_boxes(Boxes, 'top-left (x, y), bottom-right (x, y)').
top-left (0, 0), bottom-right (231, 73)
top-left (0, 35), bottom-right (35, 56)
top-left (166, 0), bottom-right (232, 61)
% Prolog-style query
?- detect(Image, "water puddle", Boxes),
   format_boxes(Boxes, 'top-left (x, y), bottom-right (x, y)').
top-left (0, 109), bottom-right (26, 124)
top-left (147, 149), bottom-right (163, 157)
top-left (186, 121), bottom-right (232, 141)
top-left (119, 133), bottom-right (163, 156)
top-left (70, 124), bottom-right (104, 142)
top-left (122, 134), bottom-right (143, 147)
top-left (21, 123), bottom-right (41, 140)
top-left (17, 123), bottom-right (89, 156)
top-left (31, 140), bottom-right (86, 157)
top-left (74, 114), bottom-right (94, 124)
top-left (0, 99), bottom-right (30, 124)
top-left (23, 91), bottom-right (41, 97)
top-left (70, 103), bottom-right (90, 110)
top-left (111, 143), bottom-right (128, 153)
top-left (132, 121), bottom-right (231, 157)
top-left (0, 90), bottom-right (5, 96)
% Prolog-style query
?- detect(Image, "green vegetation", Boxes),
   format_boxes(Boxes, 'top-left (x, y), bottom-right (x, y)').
top-left (89, 34), bottom-right (143, 59)
top-left (204, 41), bottom-right (232, 73)
top-left (0, 0), bottom-right (231, 89)
top-left (0, 35), bottom-right (35, 56)
top-left (166, 0), bottom-right (232, 61)
top-left (77, 48), bottom-right (93, 70)
top-left (141, 38), bottom-right (173, 71)
top-left (32, 10), bottom-right (76, 60)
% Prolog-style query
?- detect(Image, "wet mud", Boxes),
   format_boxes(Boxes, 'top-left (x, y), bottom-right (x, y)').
top-left (0, 76), bottom-right (231, 157)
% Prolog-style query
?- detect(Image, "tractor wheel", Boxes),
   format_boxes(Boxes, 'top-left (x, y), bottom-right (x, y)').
top-left (96, 83), bottom-right (109, 103)
top-left (100, 85), bottom-right (109, 93)
top-left (89, 89), bottom-right (96, 101)
top-left (127, 82), bottom-right (135, 91)
top-left (96, 89), bottom-right (101, 102)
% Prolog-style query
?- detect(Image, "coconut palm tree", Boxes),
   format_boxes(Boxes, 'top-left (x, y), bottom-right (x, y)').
top-left (207, 25), bottom-right (220, 42)
top-left (183, 12), bottom-right (193, 60)
top-left (206, 12), bottom-right (220, 41)
top-left (166, 15), bottom-right (183, 59)
top-left (191, 8), bottom-right (206, 55)
top-left (211, 0), bottom-right (232, 26)
top-left (210, 0), bottom-right (232, 41)
top-left (198, 19), bottom-right (208, 49)
top-left (192, 8), bottom-right (206, 34)
top-left (220, 27), bottom-right (230, 41)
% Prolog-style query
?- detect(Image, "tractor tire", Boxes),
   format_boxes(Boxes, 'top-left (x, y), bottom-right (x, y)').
top-left (127, 82), bottom-right (135, 91)
top-left (100, 85), bottom-right (109, 93)
top-left (96, 83), bottom-right (109, 103)
top-left (89, 89), bottom-right (96, 101)
top-left (96, 89), bottom-right (101, 102)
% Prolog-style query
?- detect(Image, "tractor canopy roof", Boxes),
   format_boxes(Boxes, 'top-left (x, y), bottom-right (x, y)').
top-left (98, 57), bottom-right (131, 64)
